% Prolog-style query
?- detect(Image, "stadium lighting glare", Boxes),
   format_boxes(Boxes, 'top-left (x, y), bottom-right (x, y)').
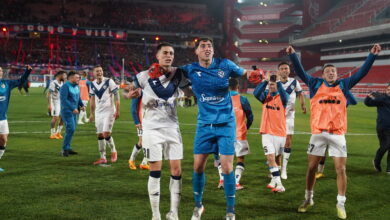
top-left (155, 36), bottom-right (160, 41)
top-left (258, 39), bottom-right (263, 43)
top-left (236, 17), bottom-right (241, 22)
top-left (194, 38), bottom-right (199, 43)
top-left (237, 0), bottom-right (244, 3)
top-left (339, 39), bottom-right (343, 43)
top-left (264, 3), bottom-right (268, 7)
top-left (141, 37), bottom-right (145, 41)
top-left (260, 2), bottom-right (264, 6)
top-left (234, 41), bottom-right (239, 47)
top-left (1, 26), bottom-right (7, 32)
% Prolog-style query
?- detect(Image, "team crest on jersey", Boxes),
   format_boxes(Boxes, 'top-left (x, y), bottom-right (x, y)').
top-left (291, 85), bottom-right (295, 90)
top-left (1, 83), bottom-right (5, 88)
top-left (218, 70), bottom-right (225, 78)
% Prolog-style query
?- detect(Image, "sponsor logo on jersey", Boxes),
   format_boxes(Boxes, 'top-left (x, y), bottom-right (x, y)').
top-left (200, 94), bottom-right (224, 104)
top-left (195, 71), bottom-right (202, 77)
top-left (218, 70), bottom-right (225, 78)
top-left (0, 96), bottom-right (6, 101)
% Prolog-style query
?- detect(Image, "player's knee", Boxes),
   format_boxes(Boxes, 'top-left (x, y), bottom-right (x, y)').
top-left (103, 133), bottom-right (111, 139)
top-left (170, 167), bottom-right (181, 176)
top-left (335, 165), bottom-right (346, 175)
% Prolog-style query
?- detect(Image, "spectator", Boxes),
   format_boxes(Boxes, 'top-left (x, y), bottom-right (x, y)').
top-left (364, 84), bottom-right (390, 173)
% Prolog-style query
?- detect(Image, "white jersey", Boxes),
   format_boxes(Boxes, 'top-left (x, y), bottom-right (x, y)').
top-left (90, 77), bottom-right (118, 114)
top-left (281, 77), bottom-right (302, 119)
top-left (136, 67), bottom-right (188, 130)
top-left (49, 79), bottom-right (63, 102)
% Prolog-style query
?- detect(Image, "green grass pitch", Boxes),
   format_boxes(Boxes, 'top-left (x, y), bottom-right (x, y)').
top-left (0, 88), bottom-right (389, 220)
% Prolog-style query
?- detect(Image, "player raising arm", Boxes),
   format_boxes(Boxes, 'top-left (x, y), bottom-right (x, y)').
top-left (287, 44), bottom-right (381, 219)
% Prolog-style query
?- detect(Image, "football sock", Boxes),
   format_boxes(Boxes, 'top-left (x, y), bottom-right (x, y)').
top-left (192, 172), bottom-right (205, 208)
top-left (218, 164), bottom-right (223, 181)
top-left (148, 171), bottom-right (161, 218)
top-left (50, 128), bottom-right (56, 135)
top-left (318, 160), bottom-right (325, 173)
top-left (170, 175), bottom-right (182, 214)
top-left (223, 171), bottom-right (236, 213)
top-left (57, 125), bottom-right (63, 133)
top-left (337, 194), bottom-right (346, 206)
top-left (130, 144), bottom-right (142, 161)
top-left (305, 189), bottom-right (314, 201)
top-left (98, 137), bottom-right (106, 159)
top-left (141, 157), bottom-right (148, 165)
top-left (235, 162), bottom-right (245, 184)
top-left (270, 166), bottom-right (282, 185)
top-left (0, 146), bottom-right (5, 159)
top-left (282, 148), bottom-right (291, 172)
top-left (105, 136), bottom-right (116, 152)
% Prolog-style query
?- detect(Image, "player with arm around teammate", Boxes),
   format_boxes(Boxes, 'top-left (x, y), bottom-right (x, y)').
top-left (127, 42), bottom-right (191, 220)
top-left (180, 37), bottom-right (257, 220)
top-left (287, 44), bottom-right (381, 219)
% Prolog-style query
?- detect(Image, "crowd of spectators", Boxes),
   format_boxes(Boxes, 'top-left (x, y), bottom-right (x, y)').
top-left (1, 0), bottom-right (221, 35)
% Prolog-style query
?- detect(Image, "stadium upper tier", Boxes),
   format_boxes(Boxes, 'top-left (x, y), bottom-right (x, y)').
top-left (305, 0), bottom-right (390, 37)
top-left (236, 23), bottom-right (298, 39)
top-left (0, 0), bottom-right (219, 34)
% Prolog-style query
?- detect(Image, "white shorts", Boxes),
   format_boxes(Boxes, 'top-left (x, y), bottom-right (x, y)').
top-left (262, 134), bottom-right (286, 156)
top-left (95, 113), bottom-right (115, 133)
top-left (82, 100), bottom-right (88, 108)
top-left (142, 127), bottom-right (183, 162)
top-left (0, 120), bottom-right (9, 134)
top-left (137, 127), bottom-right (143, 137)
top-left (51, 100), bottom-right (61, 117)
top-left (286, 118), bottom-right (295, 135)
top-left (308, 132), bottom-right (347, 157)
top-left (235, 140), bottom-right (250, 157)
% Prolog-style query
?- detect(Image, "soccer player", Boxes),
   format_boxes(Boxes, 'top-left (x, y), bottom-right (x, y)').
top-left (78, 71), bottom-right (90, 124)
top-left (277, 62), bottom-right (306, 179)
top-left (229, 78), bottom-right (253, 190)
top-left (253, 73), bottom-right (289, 193)
top-left (180, 37), bottom-right (254, 220)
top-left (287, 44), bottom-right (381, 219)
top-left (0, 66), bottom-right (32, 172)
top-left (364, 85), bottom-right (390, 173)
top-left (128, 94), bottom-right (149, 170)
top-left (89, 65), bottom-right (120, 165)
top-left (48, 71), bottom-right (67, 139)
top-left (60, 71), bottom-right (85, 157)
top-left (128, 42), bottom-right (190, 220)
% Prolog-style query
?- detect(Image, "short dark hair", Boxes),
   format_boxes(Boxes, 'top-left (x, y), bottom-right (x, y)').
top-left (93, 65), bottom-right (102, 70)
top-left (67, 71), bottom-right (78, 79)
top-left (322, 64), bottom-right (336, 73)
top-left (156, 42), bottom-right (174, 52)
top-left (278, 62), bottom-right (290, 68)
top-left (55, 70), bottom-right (66, 77)
top-left (229, 78), bottom-right (239, 90)
top-left (195, 37), bottom-right (213, 49)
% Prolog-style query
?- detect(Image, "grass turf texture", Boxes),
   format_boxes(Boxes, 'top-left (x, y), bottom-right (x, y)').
top-left (0, 88), bottom-right (389, 220)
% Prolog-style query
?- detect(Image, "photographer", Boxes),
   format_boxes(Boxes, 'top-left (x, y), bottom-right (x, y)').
top-left (364, 84), bottom-right (390, 173)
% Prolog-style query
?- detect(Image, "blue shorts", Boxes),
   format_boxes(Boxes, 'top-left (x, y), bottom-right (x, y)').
top-left (194, 121), bottom-right (236, 155)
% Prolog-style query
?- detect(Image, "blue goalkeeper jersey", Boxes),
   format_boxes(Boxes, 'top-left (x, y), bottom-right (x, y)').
top-left (180, 58), bottom-right (245, 124)
top-left (0, 69), bottom-right (32, 120)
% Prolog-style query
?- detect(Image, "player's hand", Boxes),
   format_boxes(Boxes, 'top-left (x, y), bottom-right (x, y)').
top-left (127, 88), bottom-right (141, 99)
top-left (26, 65), bottom-right (32, 71)
top-left (286, 46), bottom-right (295, 55)
top-left (73, 109), bottom-right (79, 114)
top-left (301, 104), bottom-right (307, 114)
top-left (370, 44), bottom-right (381, 55)
top-left (135, 124), bottom-right (142, 129)
top-left (264, 71), bottom-right (271, 81)
top-left (114, 111), bottom-right (120, 120)
top-left (89, 114), bottom-right (94, 122)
